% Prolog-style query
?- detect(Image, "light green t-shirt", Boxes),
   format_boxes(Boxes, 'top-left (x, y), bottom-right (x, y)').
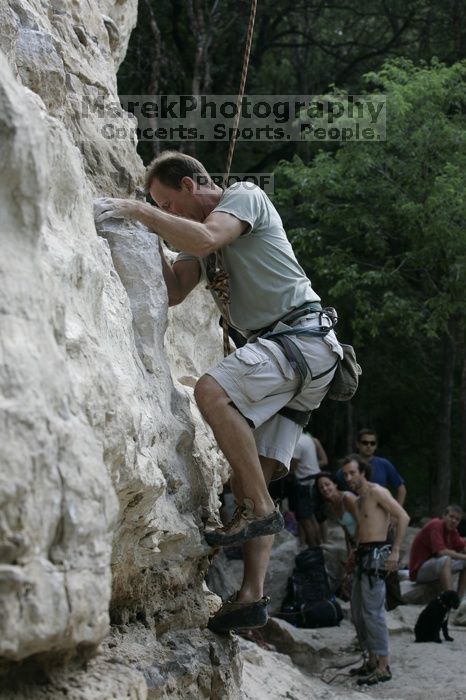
top-left (176, 182), bottom-right (320, 337)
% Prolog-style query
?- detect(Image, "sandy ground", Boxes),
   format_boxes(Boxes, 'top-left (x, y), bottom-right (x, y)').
top-left (325, 623), bottom-right (466, 700)
top-left (239, 525), bottom-right (466, 699)
top-left (241, 611), bottom-right (466, 700)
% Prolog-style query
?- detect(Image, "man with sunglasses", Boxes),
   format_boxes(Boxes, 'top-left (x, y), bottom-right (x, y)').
top-left (336, 429), bottom-right (406, 505)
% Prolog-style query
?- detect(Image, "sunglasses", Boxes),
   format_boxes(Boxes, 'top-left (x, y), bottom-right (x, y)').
top-left (360, 440), bottom-right (377, 446)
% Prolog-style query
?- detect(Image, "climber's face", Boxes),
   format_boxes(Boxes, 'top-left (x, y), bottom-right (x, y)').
top-left (150, 177), bottom-right (203, 221)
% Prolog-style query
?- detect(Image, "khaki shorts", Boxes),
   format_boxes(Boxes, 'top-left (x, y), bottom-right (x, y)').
top-left (416, 555), bottom-right (466, 583)
top-left (207, 315), bottom-right (340, 480)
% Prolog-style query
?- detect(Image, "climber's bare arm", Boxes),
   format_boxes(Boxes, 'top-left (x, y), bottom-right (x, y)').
top-left (159, 247), bottom-right (201, 306)
top-left (94, 198), bottom-right (247, 256)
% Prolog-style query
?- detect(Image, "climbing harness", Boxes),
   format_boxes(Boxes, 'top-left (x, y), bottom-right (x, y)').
top-left (263, 308), bottom-right (339, 425)
top-left (262, 310), bottom-right (339, 388)
top-left (356, 542), bottom-right (392, 588)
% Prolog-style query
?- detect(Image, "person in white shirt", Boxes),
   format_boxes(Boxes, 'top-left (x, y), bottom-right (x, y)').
top-left (290, 433), bottom-right (328, 546)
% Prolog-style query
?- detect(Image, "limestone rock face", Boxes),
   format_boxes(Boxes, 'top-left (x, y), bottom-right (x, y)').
top-left (0, 49), bottom-right (118, 663)
top-left (0, 0), bottom-right (142, 196)
top-left (0, 0), bottom-right (237, 696)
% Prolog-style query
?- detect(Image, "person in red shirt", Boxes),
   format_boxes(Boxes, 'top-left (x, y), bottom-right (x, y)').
top-left (409, 504), bottom-right (466, 598)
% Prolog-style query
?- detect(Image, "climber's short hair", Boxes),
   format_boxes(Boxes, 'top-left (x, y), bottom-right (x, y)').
top-left (144, 150), bottom-right (213, 192)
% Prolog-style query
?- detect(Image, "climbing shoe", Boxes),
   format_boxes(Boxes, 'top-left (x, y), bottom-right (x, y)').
top-left (204, 498), bottom-right (284, 547)
top-left (208, 594), bottom-right (270, 633)
top-left (349, 660), bottom-right (377, 676)
top-left (357, 666), bottom-right (392, 686)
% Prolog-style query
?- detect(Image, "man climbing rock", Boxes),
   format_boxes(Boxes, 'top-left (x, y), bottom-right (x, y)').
top-left (94, 151), bottom-right (342, 633)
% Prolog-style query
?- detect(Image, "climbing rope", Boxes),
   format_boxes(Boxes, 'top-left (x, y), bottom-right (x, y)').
top-left (224, 0), bottom-right (258, 185)
top-left (205, 261), bottom-right (232, 356)
top-left (318, 655), bottom-right (366, 684)
top-left (208, 0), bottom-right (257, 357)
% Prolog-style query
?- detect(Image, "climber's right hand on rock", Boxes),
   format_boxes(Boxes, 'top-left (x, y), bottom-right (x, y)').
top-left (94, 197), bottom-right (136, 223)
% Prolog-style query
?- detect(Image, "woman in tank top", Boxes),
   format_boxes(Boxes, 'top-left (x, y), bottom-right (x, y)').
top-left (314, 471), bottom-right (358, 602)
top-left (314, 472), bottom-right (358, 552)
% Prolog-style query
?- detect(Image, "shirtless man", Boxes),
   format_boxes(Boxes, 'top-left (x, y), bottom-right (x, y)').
top-left (343, 454), bottom-right (410, 686)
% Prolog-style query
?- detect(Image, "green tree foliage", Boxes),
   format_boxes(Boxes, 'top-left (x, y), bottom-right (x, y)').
top-left (118, 0), bottom-right (466, 171)
top-left (273, 59), bottom-right (466, 513)
top-left (117, 2), bottom-right (466, 512)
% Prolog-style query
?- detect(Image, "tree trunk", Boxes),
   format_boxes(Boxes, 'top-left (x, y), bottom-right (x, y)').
top-left (143, 0), bottom-right (163, 156)
top-left (432, 321), bottom-right (457, 514)
top-left (459, 335), bottom-right (466, 505)
top-left (345, 401), bottom-right (354, 454)
top-left (452, 0), bottom-right (466, 60)
top-left (184, 0), bottom-right (216, 157)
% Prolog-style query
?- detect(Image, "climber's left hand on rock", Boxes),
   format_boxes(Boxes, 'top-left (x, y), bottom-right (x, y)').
top-left (94, 197), bottom-right (136, 223)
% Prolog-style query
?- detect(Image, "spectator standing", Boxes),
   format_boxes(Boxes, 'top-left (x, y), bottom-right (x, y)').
top-left (343, 455), bottom-right (409, 686)
top-left (290, 433), bottom-right (328, 546)
top-left (314, 471), bottom-right (357, 553)
top-left (336, 428), bottom-right (406, 504)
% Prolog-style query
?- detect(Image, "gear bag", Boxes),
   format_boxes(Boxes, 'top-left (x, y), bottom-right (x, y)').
top-left (326, 342), bottom-right (362, 401)
top-left (279, 546), bottom-right (342, 628)
top-left (301, 598), bottom-right (343, 628)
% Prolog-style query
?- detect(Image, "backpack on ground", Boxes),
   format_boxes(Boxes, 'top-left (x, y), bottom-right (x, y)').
top-left (279, 545), bottom-right (343, 628)
top-left (300, 598), bottom-right (343, 628)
